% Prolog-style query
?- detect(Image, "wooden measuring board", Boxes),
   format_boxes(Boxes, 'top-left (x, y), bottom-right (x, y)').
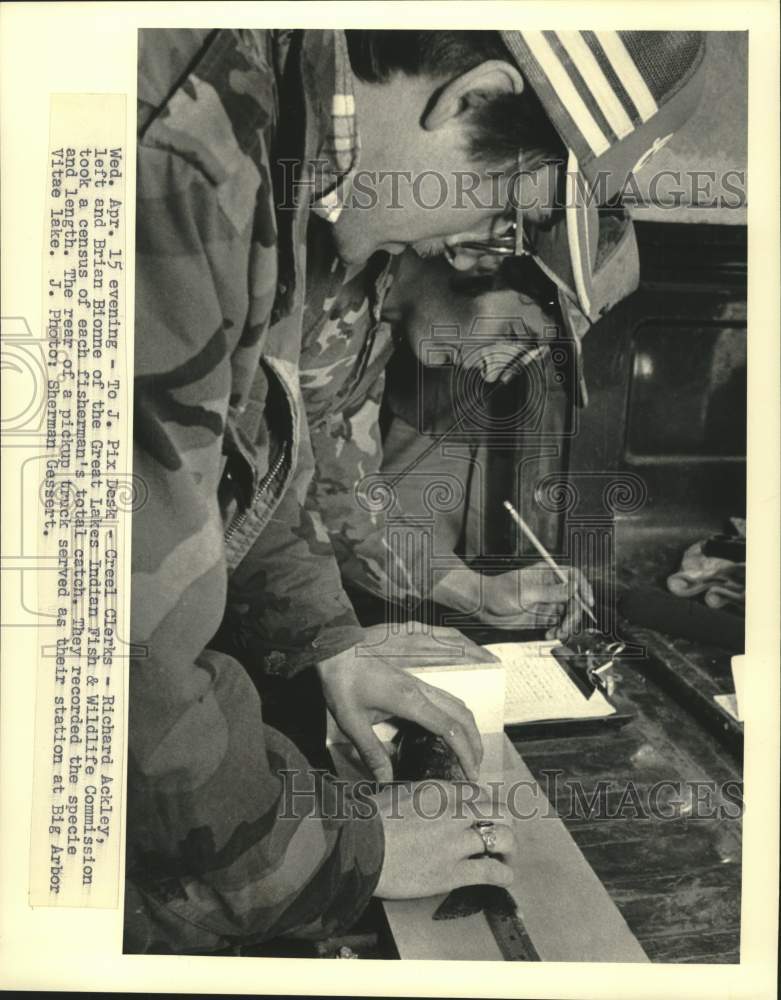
top-left (328, 648), bottom-right (648, 962)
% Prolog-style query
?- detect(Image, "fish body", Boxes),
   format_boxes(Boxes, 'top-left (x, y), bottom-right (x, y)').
top-left (394, 726), bottom-right (466, 781)
top-left (394, 724), bottom-right (540, 960)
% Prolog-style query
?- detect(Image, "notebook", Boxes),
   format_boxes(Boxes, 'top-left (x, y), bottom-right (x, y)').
top-left (485, 641), bottom-right (618, 726)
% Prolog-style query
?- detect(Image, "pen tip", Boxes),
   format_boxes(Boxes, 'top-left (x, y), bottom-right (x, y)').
top-left (502, 500), bottom-right (512, 511)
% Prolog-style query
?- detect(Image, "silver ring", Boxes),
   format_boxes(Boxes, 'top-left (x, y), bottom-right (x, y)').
top-left (473, 820), bottom-right (498, 854)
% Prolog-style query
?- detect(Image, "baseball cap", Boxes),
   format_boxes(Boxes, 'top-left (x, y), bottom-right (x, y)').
top-left (501, 30), bottom-right (708, 322)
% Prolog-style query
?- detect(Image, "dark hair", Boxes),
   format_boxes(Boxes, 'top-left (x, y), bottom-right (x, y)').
top-left (344, 30), bottom-right (565, 170)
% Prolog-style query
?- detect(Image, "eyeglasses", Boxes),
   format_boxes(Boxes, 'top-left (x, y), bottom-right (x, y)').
top-left (449, 224), bottom-right (518, 257)
top-left (444, 212), bottom-right (532, 263)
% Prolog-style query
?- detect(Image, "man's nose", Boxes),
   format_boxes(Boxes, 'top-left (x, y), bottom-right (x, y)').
top-left (444, 236), bottom-right (496, 272)
top-left (444, 226), bottom-right (504, 272)
top-left (444, 246), bottom-right (483, 271)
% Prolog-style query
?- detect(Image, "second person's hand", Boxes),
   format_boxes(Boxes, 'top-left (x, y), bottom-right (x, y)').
top-left (481, 563), bottom-right (594, 639)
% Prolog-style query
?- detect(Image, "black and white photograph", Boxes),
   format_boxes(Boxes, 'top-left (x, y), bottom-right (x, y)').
top-left (125, 25), bottom-right (750, 963)
top-left (1, 4), bottom-right (778, 995)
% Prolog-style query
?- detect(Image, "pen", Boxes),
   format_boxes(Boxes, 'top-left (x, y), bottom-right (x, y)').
top-left (502, 499), bottom-right (598, 626)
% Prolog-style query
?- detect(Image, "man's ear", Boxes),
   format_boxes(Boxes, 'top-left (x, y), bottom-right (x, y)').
top-left (423, 60), bottom-right (524, 131)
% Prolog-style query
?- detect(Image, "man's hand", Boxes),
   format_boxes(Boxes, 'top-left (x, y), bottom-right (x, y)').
top-left (433, 563), bottom-right (593, 639)
top-left (373, 783), bottom-right (516, 899)
top-left (317, 631), bottom-right (483, 784)
top-left (482, 563), bottom-right (594, 639)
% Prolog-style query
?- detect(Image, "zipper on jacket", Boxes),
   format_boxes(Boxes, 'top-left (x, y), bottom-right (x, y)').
top-left (224, 444), bottom-right (287, 543)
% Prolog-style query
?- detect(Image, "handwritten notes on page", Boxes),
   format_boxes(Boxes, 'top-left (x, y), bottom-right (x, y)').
top-left (485, 641), bottom-right (617, 725)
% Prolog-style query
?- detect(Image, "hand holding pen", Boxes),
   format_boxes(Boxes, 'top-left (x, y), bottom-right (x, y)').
top-left (503, 500), bottom-right (597, 635)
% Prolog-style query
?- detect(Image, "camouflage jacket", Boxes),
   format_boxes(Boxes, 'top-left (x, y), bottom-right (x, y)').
top-left (219, 219), bottom-right (426, 684)
top-left (127, 28), bottom-right (385, 953)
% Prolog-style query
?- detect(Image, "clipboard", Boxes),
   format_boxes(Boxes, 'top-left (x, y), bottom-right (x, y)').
top-left (505, 711), bottom-right (634, 742)
top-left (485, 637), bottom-right (634, 740)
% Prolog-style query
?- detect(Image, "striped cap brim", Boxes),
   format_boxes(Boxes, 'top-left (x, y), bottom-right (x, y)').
top-left (522, 171), bottom-right (639, 324)
top-left (501, 30), bottom-right (705, 178)
top-left (503, 29), bottom-right (705, 316)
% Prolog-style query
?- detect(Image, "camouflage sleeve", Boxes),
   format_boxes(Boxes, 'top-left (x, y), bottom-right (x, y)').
top-left (125, 653), bottom-right (383, 954)
top-left (127, 140), bottom-right (383, 952)
top-left (216, 422), bottom-right (368, 680)
top-left (305, 370), bottom-right (432, 609)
